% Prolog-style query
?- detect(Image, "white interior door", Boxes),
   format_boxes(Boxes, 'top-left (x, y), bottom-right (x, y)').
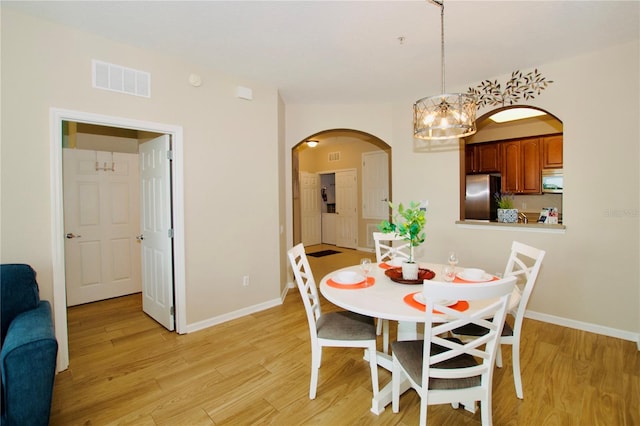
top-left (300, 172), bottom-right (322, 246)
top-left (63, 148), bottom-right (141, 306)
top-left (139, 135), bottom-right (175, 331)
top-left (362, 151), bottom-right (389, 220)
top-left (336, 169), bottom-right (357, 249)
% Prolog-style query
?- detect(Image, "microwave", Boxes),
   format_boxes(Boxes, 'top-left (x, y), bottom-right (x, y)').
top-left (542, 169), bottom-right (563, 193)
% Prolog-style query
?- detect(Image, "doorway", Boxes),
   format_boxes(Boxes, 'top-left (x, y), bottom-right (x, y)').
top-left (50, 108), bottom-right (186, 372)
top-left (62, 125), bottom-right (144, 306)
top-left (293, 129), bottom-right (392, 251)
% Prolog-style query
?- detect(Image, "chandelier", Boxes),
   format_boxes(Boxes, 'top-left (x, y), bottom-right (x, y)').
top-left (413, 0), bottom-right (477, 141)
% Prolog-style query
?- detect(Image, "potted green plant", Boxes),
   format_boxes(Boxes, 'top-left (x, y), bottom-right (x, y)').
top-left (378, 201), bottom-right (427, 279)
top-left (494, 192), bottom-right (518, 223)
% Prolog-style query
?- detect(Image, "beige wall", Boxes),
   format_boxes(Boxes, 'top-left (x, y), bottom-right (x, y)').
top-left (1, 9), bottom-right (282, 326)
top-left (286, 40), bottom-right (640, 340)
top-left (1, 8), bottom-right (638, 344)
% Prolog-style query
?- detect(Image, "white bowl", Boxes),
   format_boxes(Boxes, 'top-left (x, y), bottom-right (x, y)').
top-left (463, 268), bottom-right (486, 280)
top-left (333, 271), bottom-right (365, 285)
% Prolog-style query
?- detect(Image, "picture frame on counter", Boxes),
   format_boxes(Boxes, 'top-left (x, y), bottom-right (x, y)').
top-left (538, 207), bottom-right (559, 224)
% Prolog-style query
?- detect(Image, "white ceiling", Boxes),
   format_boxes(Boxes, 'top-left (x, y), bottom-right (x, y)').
top-left (4, 1), bottom-right (639, 104)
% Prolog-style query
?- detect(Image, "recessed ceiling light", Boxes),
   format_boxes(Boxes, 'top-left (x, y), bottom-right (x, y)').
top-left (489, 108), bottom-right (546, 123)
top-left (306, 140), bottom-right (319, 148)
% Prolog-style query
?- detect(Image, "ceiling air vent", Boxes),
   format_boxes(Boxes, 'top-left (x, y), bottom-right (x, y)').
top-left (92, 60), bottom-right (150, 98)
top-left (328, 151), bottom-right (341, 162)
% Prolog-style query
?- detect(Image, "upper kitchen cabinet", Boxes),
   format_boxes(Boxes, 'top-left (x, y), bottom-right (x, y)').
top-left (541, 134), bottom-right (563, 169)
top-left (502, 137), bottom-right (541, 194)
top-left (465, 142), bottom-right (501, 174)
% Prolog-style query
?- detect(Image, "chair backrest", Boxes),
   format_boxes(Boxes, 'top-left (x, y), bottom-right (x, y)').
top-left (287, 243), bottom-right (322, 339)
top-left (1, 264), bottom-right (40, 345)
top-left (421, 277), bottom-right (516, 387)
top-left (503, 241), bottom-right (546, 329)
top-left (373, 232), bottom-right (410, 264)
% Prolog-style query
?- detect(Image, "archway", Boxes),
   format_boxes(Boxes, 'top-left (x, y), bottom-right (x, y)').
top-left (292, 129), bottom-right (392, 252)
top-left (461, 105), bottom-right (563, 222)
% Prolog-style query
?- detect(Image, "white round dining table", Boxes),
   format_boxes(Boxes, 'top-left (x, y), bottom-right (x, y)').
top-left (321, 262), bottom-right (460, 339)
top-left (318, 261), bottom-right (519, 415)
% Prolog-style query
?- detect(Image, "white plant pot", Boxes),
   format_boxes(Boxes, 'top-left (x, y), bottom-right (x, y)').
top-left (402, 261), bottom-right (419, 280)
top-left (497, 208), bottom-right (518, 223)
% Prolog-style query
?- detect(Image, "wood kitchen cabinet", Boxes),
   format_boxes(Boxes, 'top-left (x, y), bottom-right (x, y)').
top-left (542, 134), bottom-right (563, 169)
top-left (501, 137), bottom-right (541, 194)
top-left (465, 142), bottom-right (501, 174)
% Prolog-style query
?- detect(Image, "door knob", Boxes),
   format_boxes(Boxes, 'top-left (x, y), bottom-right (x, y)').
top-left (65, 233), bottom-right (82, 239)
top-left (136, 234), bottom-right (144, 241)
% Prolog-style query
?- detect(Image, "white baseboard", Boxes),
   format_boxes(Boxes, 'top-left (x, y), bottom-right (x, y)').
top-left (357, 246), bottom-right (375, 254)
top-left (526, 309), bottom-right (640, 349)
top-left (184, 294), bottom-right (640, 352)
top-left (281, 284), bottom-right (291, 299)
top-left (185, 296), bottom-right (284, 334)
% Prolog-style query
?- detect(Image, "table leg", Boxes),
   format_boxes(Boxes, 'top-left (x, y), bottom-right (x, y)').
top-left (366, 321), bottom-right (419, 415)
top-left (397, 320), bottom-right (419, 341)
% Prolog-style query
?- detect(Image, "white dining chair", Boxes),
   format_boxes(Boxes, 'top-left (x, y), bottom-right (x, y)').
top-left (452, 241), bottom-right (546, 399)
top-left (391, 276), bottom-right (516, 426)
top-left (373, 232), bottom-right (411, 266)
top-left (373, 232), bottom-right (411, 353)
top-left (287, 243), bottom-right (379, 400)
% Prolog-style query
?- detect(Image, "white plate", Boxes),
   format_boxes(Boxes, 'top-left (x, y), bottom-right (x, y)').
top-left (456, 272), bottom-right (494, 282)
top-left (413, 293), bottom-right (457, 307)
top-left (332, 271), bottom-right (365, 285)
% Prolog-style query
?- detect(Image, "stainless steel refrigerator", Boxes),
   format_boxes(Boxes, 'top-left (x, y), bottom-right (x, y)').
top-left (465, 174), bottom-right (501, 221)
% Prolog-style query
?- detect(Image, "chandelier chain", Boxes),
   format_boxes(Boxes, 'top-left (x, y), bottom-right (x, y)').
top-left (413, 0), bottom-right (477, 141)
top-left (439, 1), bottom-right (445, 93)
top-left (429, 0), bottom-right (445, 93)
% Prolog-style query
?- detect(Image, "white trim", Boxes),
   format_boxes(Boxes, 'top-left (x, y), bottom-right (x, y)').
top-left (185, 298), bottom-right (284, 334)
top-left (525, 309), bottom-right (640, 346)
top-left (49, 108), bottom-right (187, 372)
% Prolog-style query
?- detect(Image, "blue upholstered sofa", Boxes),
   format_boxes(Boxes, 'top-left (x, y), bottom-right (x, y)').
top-left (1, 264), bottom-right (58, 426)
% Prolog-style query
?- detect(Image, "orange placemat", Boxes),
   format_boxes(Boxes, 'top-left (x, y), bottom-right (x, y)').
top-left (403, 292), bottom-right (469, 313)
top-left (378, 262), bottom-right (393, 269)
top-left (327, 276), bottom-right (375, 289)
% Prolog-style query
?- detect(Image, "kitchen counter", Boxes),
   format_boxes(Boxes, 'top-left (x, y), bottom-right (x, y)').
top-left (456, 219), bottom-right (565, 234)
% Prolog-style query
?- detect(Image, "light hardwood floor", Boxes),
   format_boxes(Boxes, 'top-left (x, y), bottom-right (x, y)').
top-left (51, 244), bottom-right (639, 425)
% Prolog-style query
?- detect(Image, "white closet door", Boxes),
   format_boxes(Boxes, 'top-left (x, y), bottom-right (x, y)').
top-left (362, 151), bottom-right (389, 220)
top-left (63, 148), bottom-right (141, 306)
top-left (139, 135), bottom-right (175, 331)
top-left (336, 169), bottom-right (357, 249)
top-left (300, 172), bottom-right (322, 246)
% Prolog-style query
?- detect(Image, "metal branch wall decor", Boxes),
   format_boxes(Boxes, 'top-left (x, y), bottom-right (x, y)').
top-left (467, 69), bottom-right (553, 108)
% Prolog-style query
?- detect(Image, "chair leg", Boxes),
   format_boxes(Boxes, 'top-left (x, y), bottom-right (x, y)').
top-left (496, 343), bottom-right (503, 368)
top-left (368, 343), bottom-right (379, 396)
top-left (419, 396), bottom-right (428, 426)
top-left (310, 346), bottom-right (321, 399)
top-left (376, 317), bottom-right (383, 335)
top-left (480, 398), bottom-right (491, 426)
top-left (392, 357), bottom-right (401, 413)
top-left (512, 340), bottom-right (524, 399)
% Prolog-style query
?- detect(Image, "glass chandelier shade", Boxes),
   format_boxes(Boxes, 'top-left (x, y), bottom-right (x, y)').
top-left (414, 93), bottom-right (477, 140)
top-left (413, 0), bottom-right (477, 141)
